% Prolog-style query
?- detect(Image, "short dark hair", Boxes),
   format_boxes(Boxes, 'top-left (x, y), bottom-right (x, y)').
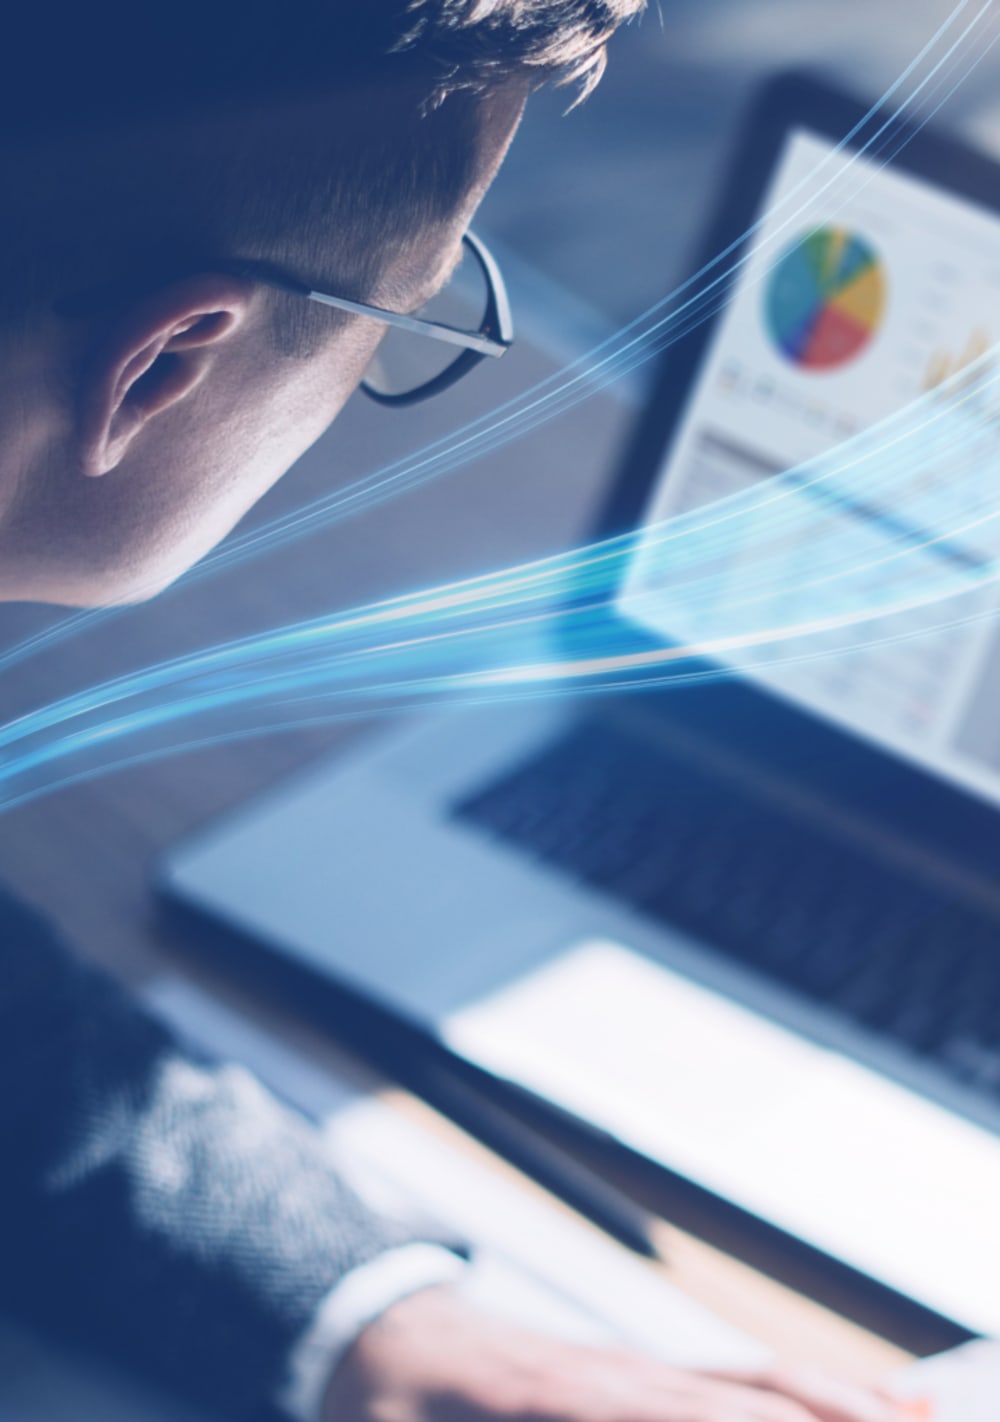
top-left (4, 1), bottom-right (645, 134)
top-left (1, 1), bottom-right (644, 338)
top-left (388, 0), bottom-right (645, 105)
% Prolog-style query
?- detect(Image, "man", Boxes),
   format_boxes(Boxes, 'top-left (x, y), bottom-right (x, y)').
top-left (0, 5), bottom-right (900, 1421)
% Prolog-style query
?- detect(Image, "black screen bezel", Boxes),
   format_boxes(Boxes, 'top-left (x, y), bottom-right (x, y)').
top-left (587, 69), bottom-right (1000, 900)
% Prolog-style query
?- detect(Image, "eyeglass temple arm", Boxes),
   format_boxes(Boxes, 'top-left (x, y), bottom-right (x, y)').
top-left (303, 287), bottom-right (508, 357)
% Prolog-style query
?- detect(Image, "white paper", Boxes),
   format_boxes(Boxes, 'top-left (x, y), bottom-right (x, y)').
top-left (445, 938), bottom-right (1000, 1337)
top-left (888, 1341), bottom-right (1000, 1421)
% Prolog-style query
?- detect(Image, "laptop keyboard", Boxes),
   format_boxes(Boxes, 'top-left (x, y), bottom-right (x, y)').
top-left (455, 720), bottom-right (1000, 1101)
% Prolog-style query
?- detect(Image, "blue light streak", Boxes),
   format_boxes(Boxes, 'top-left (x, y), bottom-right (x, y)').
top-left (3, 347), bottom-right (1000, 809)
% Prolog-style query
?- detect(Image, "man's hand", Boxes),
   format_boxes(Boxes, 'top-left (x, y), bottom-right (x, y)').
top-left (323, 1285), bottom-right (902, 1422)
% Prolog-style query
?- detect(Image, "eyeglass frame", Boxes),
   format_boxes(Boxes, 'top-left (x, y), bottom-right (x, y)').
top-left (243, 228), bottom-right (515, 407)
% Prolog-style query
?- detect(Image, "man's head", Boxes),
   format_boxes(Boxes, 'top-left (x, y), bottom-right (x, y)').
top-left (0, 0), bottom-right (642, 606)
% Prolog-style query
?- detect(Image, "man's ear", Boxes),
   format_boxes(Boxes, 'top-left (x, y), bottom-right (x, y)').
top-left (77, 273), bottom-right (255, 477)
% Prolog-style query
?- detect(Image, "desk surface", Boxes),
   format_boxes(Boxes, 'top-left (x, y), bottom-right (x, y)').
top-left (0, 329), bottom-right (922, 1391)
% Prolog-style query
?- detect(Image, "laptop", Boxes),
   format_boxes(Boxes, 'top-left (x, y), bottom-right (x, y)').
top-left (161, 73), bottom-right (1000, 1338)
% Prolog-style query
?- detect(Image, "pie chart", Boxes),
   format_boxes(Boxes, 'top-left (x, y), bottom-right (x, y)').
top-left (765, 227), bottom-right (887, 371)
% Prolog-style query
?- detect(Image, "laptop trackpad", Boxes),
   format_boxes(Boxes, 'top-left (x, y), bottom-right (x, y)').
top-left (444, 938), bottom-right (1000, 1336)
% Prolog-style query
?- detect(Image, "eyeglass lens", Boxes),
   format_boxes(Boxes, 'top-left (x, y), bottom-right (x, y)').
top-left (362, 242), bottom-right (490, 399)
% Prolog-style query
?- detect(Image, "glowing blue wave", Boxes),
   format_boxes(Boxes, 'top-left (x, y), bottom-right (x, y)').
top-left (3, 350), bottom-right (1000, 809)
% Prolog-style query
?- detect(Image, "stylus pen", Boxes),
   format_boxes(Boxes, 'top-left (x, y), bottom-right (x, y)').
top-left (438, 1050), bottom-right (658, 1193)
top-left (418, 1060), bottom-right (660, 1261)
top-left (484, 1070), bottom-right (640, 1158)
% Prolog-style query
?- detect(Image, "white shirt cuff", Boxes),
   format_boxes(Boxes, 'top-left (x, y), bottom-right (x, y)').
top-left (276, 1243), bottom-right (469, 1422)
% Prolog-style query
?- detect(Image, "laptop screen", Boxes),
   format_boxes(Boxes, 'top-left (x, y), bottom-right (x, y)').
top-left (617, 126), bottom-right (1000, 812)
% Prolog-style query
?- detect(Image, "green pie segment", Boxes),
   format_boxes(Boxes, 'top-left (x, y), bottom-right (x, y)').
top-left (765, 228), bottom-right (887, 371)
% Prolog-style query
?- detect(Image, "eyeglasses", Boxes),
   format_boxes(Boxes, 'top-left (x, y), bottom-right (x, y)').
top-left (56, 228), bottom-right (515, 408)
top-left (255, 229), bottom-right (515, 407)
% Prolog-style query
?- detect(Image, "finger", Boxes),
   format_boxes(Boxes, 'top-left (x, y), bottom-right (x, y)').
top-left (618, 1373), bottom-right (814, 1422)
top-left (695, 1378), bottom-right (819, 1422)
top-left (874, 1387), bottom-right (935, 1421)
top-left (699, 1366), bottom-right (904, 1422)
top-left (583, 1361), bottom-right (820, 1422)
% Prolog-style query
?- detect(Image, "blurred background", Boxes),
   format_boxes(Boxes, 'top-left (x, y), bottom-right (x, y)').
top-left (479, 0), bottom-right (1000, 332)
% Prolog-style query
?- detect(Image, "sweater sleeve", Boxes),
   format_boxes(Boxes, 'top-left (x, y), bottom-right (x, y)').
top-left (0, 886), bottom-right (466, 1420)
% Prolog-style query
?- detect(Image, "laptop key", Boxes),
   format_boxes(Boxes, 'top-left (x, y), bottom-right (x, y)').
top-left (941, 1036), bottom-right (1000, 1092)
